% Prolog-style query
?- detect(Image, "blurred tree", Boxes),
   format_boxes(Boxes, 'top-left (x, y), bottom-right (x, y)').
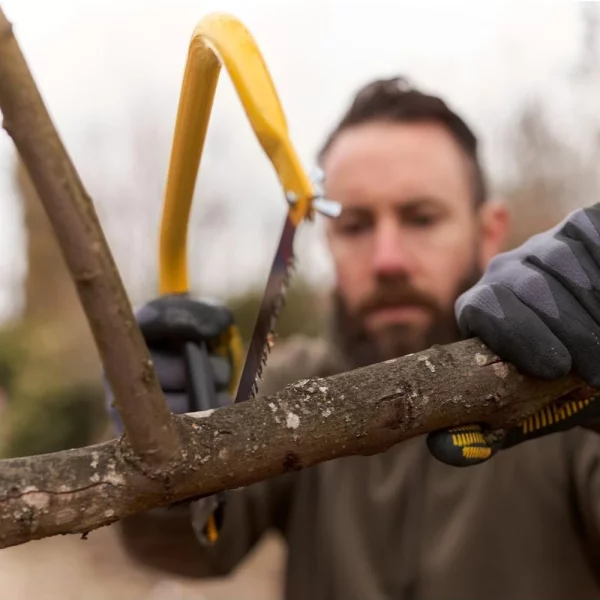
top-left (498, 2), bottom-right (600, 251)
top-left (498, 98), bottom-right (600, 250)
top-left (228, 276), bottom-right (326, 346)
top-left (0, 160), bottom-right (107, 458)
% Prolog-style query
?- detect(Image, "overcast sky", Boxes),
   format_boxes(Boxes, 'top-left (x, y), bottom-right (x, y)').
top-left (0, 0), bottom-right (595, 320)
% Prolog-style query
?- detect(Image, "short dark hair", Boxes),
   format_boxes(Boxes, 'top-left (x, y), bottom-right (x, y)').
top-left (317, 76), bottom-right (487, 207)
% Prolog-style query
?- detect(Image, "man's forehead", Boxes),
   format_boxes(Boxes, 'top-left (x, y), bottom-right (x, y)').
top-left (321, 120), bottom-right (472, 207)
top-left (323, 121), bottom-right (468, 174)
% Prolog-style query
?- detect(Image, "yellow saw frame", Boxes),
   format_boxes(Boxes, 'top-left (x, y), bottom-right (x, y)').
top-left (159, 12), bottom-right (316, 293)
top-left (158, 12), bottom-right (323, 396)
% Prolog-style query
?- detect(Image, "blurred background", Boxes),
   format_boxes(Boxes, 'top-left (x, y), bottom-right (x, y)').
top-left (0, 0), bottom-right (600, 597)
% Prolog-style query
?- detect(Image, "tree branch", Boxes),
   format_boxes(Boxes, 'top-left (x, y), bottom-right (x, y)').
top-left (0, 7), bottom-right (181, 467)
top-left (0, 338), bottom-right (590, 549)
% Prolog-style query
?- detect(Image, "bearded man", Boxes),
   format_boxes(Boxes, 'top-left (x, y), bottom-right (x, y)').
top-left (107, 76), bottom-right (600, 599)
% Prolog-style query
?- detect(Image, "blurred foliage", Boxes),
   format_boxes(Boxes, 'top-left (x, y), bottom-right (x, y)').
top-left (0, 324), bottom-right (26, 391)
top-left (0, 381), bottom-right (107, 458)
top-left (227, 277), bottom-right (327, 345)
top-left (0, 161), bottom-right (105, 458)
top-left (0, 317), bottom-right (108, 458)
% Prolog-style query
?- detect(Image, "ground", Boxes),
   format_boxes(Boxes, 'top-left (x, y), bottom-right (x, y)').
top-left (0, 525), bottom-right (284, 599)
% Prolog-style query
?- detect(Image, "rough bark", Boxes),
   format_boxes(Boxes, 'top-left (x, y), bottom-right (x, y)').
top-left (0, 338), bottom-right (591, 550)
top-left (0, 7), bottom-right (180, 467)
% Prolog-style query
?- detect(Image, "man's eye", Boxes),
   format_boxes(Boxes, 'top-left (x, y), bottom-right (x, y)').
top-left (336, 218), bottom-right (371, 236)
top-left (406, 213), bottom-right (439, 227)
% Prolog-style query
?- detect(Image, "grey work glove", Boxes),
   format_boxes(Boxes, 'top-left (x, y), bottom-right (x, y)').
top-left (104, 293), bottom-right (235, 543)
top-left (427, 203), bottom-right (600, 467)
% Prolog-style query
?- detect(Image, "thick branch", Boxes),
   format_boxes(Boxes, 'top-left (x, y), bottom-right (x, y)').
top-left (0, 7), bottom-right (181, 466)
top-left (0, 338), bottom-right (590, 549)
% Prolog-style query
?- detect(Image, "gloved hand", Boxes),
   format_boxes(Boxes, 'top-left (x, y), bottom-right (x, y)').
top-left (106, 294), bottom-right (235, 431)
top-left (427, 203), bottom-right (600, 467)
top-left (104, 293), bottom-right (237, 542)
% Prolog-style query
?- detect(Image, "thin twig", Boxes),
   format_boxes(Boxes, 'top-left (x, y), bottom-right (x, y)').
top-left (0, 6), bottom-right (181, 468)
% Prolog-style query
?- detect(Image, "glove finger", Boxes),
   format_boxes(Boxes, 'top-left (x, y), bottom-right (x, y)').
top-left (154, 391), bottom-right (230, 414)
top-left (151, 349), bottom-right (232, 391)
top-left (103, 386), bottom-right (189, 434)
top-left (210, 355), bottom-right (233, 390)
top-left (104, 351), bottom-right (231, 436)
top-left (525, 232), bottom-right (600, 326)
top-left (562, 205), bottom-right (600, 268)
top-left (457, 283), bottom-right (572, 380)
top-left (137, 295), bottom-right (234, 347)
top-left (177, 390), bottom-right (232, 412)
top-left (162, 391), bottom-right (194, 415)
top-left (151, 350), bottom-right (186, 391)
top-left (509, 263), bottom-right (600, 387)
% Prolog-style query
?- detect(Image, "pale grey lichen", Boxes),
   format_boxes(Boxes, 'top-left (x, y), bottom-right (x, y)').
top-left (492, 362), bottom-right (509, 379)
top-left (475, 353), bottom-right (488, 366)
top-left (286, 412), bottom-right (300, 429)
top-left (21, 487), bottom-right (50, 511)
top-left (188, 408), bottom-right (215, 419)
top-left (104, 460), bottom-right (126, 486)
top-left (418, 355), bottom-right (436, 373)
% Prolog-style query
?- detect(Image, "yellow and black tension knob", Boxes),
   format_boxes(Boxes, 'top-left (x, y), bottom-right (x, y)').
top-left (427, 393), bottom-right (600, 467)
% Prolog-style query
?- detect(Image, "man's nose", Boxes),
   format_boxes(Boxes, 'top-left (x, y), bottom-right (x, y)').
top-left (371, 220), bottom-right (415, 277)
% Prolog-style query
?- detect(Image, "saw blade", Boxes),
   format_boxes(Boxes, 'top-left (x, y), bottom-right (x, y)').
top-left (234, 213), bottom-right (298, 403)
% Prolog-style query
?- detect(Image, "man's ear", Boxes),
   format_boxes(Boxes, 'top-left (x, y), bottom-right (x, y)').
top-left (478, 198), bottom-right (510, 269)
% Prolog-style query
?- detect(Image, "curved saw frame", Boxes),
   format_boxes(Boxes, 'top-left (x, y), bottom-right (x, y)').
top-left (158, 11), bottom-right (316, 297)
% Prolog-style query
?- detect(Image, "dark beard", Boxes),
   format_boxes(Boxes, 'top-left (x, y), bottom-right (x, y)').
top-left (327, 265), bottom-right (483, 370)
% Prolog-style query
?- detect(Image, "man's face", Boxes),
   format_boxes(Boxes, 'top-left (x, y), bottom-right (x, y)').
top-left (322, 120), bottom-right (506, 367)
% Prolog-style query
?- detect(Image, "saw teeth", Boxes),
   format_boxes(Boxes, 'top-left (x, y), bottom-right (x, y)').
top-left (248, 259), bottom-right (296, 398)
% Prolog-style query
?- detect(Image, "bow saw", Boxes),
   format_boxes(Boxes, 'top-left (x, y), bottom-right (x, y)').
top-left (158, 13), bottom-right (340, 541)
